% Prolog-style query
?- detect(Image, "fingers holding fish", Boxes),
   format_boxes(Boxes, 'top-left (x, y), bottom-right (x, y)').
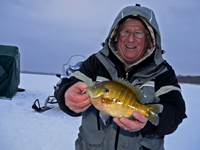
top-left (113, 117), bottom-right (129, 131)
top-left (66, 96), bottom-right (91, 113)
top-left (132, 111), bottom-right (148, 125)
top-left (70, 82), bottom-right (88, 94)
top-left (113, 112), bottom-right (148, 132)
top-left (65, 82), bottom-right (91, 113)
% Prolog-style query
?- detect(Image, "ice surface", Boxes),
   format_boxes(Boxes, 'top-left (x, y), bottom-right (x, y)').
top-left (0, 73), bottom-right (199, 150)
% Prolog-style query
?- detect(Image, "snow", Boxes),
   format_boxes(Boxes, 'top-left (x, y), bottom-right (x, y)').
top-left (0, 74), bottom-right (81, 150)
top-left (0, 73), bottom-right (199, 150)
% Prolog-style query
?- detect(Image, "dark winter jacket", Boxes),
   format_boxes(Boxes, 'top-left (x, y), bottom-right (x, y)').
top-left (55, 4), bottom-right (187, 150)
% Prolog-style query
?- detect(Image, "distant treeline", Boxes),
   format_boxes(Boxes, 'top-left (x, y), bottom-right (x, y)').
top-left (177, 75), bottom-right (200, 84)
top-left (21, 71), bottom-right (57, 76)
top-left (21, 71), bottom-right (200, 84)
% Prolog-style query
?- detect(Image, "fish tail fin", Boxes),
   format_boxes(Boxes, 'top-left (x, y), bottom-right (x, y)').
top-left (146, 104), bottom-right (163, 126)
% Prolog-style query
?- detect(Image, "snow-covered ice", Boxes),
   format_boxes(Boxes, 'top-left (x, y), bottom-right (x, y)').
top-left (0, 73), bottom-right (199, 150)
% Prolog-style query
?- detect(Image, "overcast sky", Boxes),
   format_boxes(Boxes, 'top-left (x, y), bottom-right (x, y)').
top-left (0, 0), bottom-right (199, 75)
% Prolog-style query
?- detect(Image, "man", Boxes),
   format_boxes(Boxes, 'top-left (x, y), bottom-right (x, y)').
top-left (55, 4), bottom-right (187, 150)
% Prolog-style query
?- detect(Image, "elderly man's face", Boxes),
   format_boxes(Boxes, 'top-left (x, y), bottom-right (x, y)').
top-left (117, 19), bottom-right (150, 62)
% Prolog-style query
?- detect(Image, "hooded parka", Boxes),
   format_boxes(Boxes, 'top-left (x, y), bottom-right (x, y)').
top-left (55, 4), bottom-right (187, 150)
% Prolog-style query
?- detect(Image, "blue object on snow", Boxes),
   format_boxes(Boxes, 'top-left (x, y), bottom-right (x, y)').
top-left (66, 61), bottom-right (83, 77)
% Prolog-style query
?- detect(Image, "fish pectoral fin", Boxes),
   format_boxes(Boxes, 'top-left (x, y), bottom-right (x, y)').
top-left (100, 112), bottom-right (110, 126)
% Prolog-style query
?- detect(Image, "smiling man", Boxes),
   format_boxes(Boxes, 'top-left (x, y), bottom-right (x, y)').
top-left (56, 4), bottom-right (187, 150)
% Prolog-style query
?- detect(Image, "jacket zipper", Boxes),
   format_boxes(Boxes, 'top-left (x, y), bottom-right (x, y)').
top-left (126, 72), bottom-right (128, 80)
top-left (124, 64), bottom-right (132, 80)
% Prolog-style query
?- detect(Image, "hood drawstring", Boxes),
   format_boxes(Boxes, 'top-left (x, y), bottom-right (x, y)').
top-left (121, 9), bottom-right (124, 18)
top-left (149, 10), bottom-right (153, 23)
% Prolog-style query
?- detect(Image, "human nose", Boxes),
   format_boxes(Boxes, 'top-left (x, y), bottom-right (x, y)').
top-left (127, 32), bottom-right (136, 42)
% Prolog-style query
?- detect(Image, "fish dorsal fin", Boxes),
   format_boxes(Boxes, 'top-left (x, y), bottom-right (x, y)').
top-left (114, 78), bottom-right (137, 91)
top-left (114, 78), bottom-right (146, 104)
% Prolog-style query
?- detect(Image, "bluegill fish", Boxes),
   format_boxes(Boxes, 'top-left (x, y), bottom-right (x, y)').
top-left (86, 78), bottom-right (163, 126)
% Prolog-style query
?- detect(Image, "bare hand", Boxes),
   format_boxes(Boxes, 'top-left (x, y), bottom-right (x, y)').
top-left (65, 82), bottom-right (91, 113)
top-left (113, 111), bottom-right (148, 132)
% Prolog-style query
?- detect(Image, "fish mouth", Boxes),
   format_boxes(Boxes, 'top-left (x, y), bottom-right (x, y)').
top-left (85, 88), bottom-right (100, 99)
top-left (85, 87), bottom-right (109, 99)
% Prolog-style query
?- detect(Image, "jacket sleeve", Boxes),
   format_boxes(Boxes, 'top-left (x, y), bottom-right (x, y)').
top-left (141, 62), bottom-right (187, 136)
top-left (55, 54), bottom-right (101, 117)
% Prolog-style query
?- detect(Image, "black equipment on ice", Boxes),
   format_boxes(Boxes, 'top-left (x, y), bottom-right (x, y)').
top-left (32, 55), bottom-right (85, 112)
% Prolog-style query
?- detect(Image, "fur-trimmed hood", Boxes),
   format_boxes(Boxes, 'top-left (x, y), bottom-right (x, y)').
top-left (100, 5), bottom-right (164, 69)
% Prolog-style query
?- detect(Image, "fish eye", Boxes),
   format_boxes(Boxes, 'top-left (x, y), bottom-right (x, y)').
top-left (104, 88), bottom-right (109, 94)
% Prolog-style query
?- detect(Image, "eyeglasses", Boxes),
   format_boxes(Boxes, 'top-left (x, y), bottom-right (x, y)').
top-left (119, 30), bottom-right (148, 39)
